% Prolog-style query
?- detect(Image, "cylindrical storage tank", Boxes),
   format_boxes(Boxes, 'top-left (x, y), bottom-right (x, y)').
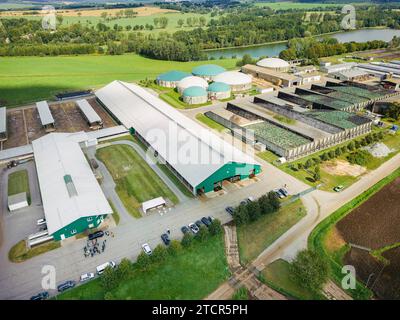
top-left (182, 86), bottom-right (208, 105)
top-left (256, 58), bottom-right (290, 72)
top-left (156, 70), bottom-right (191, 88)
top-left (177, 76), bottom-right (208, 94)
top-left (207, 82), bottom-right (231, 100)
top-left (213, 71), bottom-right (252, 92)
top-left (192, 64), bottom-right (226, 81)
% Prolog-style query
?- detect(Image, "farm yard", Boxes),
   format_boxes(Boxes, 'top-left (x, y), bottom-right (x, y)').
top-left (96, 144), bottom-right (179, 218)
top-left (0, 54), bottom-right (236, 106)
top-left (0, 99), bottom-right (116, 150)
top-left (326, 176), bottom-right (400, 299)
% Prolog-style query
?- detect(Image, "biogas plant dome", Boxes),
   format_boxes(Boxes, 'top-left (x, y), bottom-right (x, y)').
top-left (256, 58), bottom-right (290, 71)
top-left (156, 70), bottom-right (191, 88)
top-left (177, 76), bottom-right (208, 94)
top-left (213, 71), bottom-right (252, 92)
top-left (182, 86), bottom-right (208, 105)
top-left (192, 64), bottom-right (226, 80)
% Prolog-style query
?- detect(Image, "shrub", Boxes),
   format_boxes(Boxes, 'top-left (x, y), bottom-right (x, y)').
top-left (320, 153), bottom-right (329, 161)
top-left (104, 292), bottom-right (116, 300)
top-left (305, 159), bottom-right (313, 169)
top-left (347, 141), bottom-right (355, 151)
top-left (258, 194), bottom-right (273, 214)
top-left (328, 150), bottom-right (335, 159)
top-left (297, 163), bottom-right (304, 170)
top-left (247, 201), bottom-right (261, 222)
top-left (233, 204), bottom-right (249, 225)
top-left (347, 150), bottom-right (372, 166)
top-left (100, 266), bottom-right (119, 291)
top-left (209, 219), bottom-right (223, 235)
top-left (136, 251), bottom-right (151, 271)
top-left (181, 232), bottom-right (194, 248)
top-left (267, 191), bottom-right (280, 212)
top-left (116, 258), bottom-right (133, 280)
top-left (335, 148), bottom-right (342, 157)
top-left (167, 240), bottom-right (182, 256)
top-left (151, 244), bottom-right (168, 263)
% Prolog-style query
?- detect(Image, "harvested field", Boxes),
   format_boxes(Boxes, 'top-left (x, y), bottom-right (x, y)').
top-left (2, 110), bottom-right (27, 149)
top-left (322, 159), bottom-right (366, 177)
top-left (337, 177), bottom-right (400, 299)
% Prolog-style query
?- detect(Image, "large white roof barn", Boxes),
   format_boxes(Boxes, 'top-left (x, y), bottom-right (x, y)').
top-left (95, 80), bottom-right (260, 194)
top-left (32, 132), bottom-right (112, 239)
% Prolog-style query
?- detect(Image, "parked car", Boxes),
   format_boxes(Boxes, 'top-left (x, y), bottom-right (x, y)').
top-left (36, 218), bottom-right (46, 226)
top-left (240, 200), bottom-right (247, 206)
top-left (273, 189), bottom-right (285, 199)
top-left (225, 206), bottom-right (234, 215)
top-left (80, 273), bottom-right (95, 282)
top-left (161, 233), bottom-right (170, 246)
top-left (246, 196), bottom-right (255, 203)
top-left (189, 223), bottom-right (199, 234)
top-left (96, 261), bottom-right (116, 275)
top-left (30, 291), bottom-right (49, 300)
top-left (279, 188), bottom-right (288, 197)
top-left (201, 217), bottom-right (212, 227)
top-left (333, 185), bottom-right (344, 192)
top-left (181, 226), bottom-right (190, 234)
top-left (57, 280), bottom-right (75, 292)
top-left (142, 243), bottom-right (152, 255)
top-left (88, 230), bottom-right (104, 241)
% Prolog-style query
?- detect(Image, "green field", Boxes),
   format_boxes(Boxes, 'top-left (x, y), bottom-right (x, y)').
top-left (9, 240), bottom-right (60, 263)
top-left (0, 54), bottom-right (236, 106)
top-left (254, 2), bottom-right (344, 10)
top-left (261, 259), bottom-right (323, 300)
top-left (237, 199), bottom-right (306, 265)
top-left (96, 144), bottom-right (178, 218)
top-left (57, 234), bottom-right (230, 300)
top-left (7, 169), bottom-right (30, 203)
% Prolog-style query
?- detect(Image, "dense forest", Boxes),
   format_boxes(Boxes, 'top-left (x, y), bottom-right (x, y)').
top-left (1, 5), bottom-right (400, 60)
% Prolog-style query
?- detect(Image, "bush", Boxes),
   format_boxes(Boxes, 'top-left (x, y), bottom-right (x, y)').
top-left (195, 225), bottom-right (209, 242)
top-left (136, 251), bottom-right (151, 271)
top-left (104, 292), bottom-right (116, 300)
top-left (247, 201), bottom-right (261, 221)
top-left (167, 240), bottom-right (182, 256)
top-left (347, 150), bottom-right (372, 166)
top-left (209, 219), bottom-right (223, 235)
top-left (233, 204), bottom-right (249, 225)
top-left (347, 141), bottom-right (355, 151)
top-left (181, 232), bottom-right (194, 248)
top-left (258, 194), bottom-right (273, 215)
top-left (290, 249), bottom-right (329, 293)
top-left (267, 191), bottom-right (280, 211)
top-left (305, 159), bottom-right (313, 169)
top-left (100, 266), bottom-right (119, 291)
top-left (151, 244), bottom-right (168, 263)
top-left (116, 258), bottom-right (133, 280)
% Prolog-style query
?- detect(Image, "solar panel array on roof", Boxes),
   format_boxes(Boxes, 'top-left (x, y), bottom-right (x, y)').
top-left (76, 99), bottom-right (102, 124)
top-left (36, 101), bottom-right (55, 126)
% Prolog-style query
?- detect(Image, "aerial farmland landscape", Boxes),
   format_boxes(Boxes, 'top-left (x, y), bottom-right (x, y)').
top-left (0, 0), bottom-right (399, 310)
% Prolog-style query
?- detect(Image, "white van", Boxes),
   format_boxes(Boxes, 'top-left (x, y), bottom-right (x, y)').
top-left (96, 261), bottom-right (116, 275)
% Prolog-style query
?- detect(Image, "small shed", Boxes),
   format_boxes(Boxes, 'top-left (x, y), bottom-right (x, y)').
top-left (8, 192), bottom-right (29, 211)
top-left (142, 197), bottom-right (166, 214)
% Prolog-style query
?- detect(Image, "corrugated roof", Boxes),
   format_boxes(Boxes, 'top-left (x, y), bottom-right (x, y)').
top-left (32, 132), bottom-right (112, 235)
top-left (95, 81), bottom-right (259, 188)
top-left (36, 101), bottom-right (55, 126)
top-left (0, 107), bottom-right (6, 134)
top-left (76, 99), bottom-right (102, 124)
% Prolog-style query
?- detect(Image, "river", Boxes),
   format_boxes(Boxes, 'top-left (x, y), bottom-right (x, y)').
top-left (206, 28), bottom-right (400, 59)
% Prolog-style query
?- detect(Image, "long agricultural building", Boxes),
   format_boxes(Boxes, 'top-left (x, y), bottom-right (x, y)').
top-left (32, 132), bottom-right (112, 241)
top-left (36, 101), bottom-right (55, 132)
top-left (76, 99), bottom-right (103, 129)
top-left (95, 80), bottom-right (261, 195)
top-left (203, 81), bottom-right (391, 161)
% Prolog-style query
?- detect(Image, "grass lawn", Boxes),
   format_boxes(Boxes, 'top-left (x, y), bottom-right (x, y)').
top-left (261, 259), bottom-right (323, 300)
top-left (231, 287), bottom-right (249, 300)
top-left (108, 199), bottom-right (120, 225)
top-left (0, 54), bottom-right (236, 106)
top-left (96, 144), bottom-right (178, 218)
top-left (257, 150), bottom-right (279, 163)
top-left (57, 234), bottom-right (230, 300)
top-left (7, 169), bottom-right (31, 204)
top-left (9, 240), bottom-right (60, 263)
top-left (237, 199), bottom-right (306, 265)
top-left (195, 113), bottom-right (226, 132)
